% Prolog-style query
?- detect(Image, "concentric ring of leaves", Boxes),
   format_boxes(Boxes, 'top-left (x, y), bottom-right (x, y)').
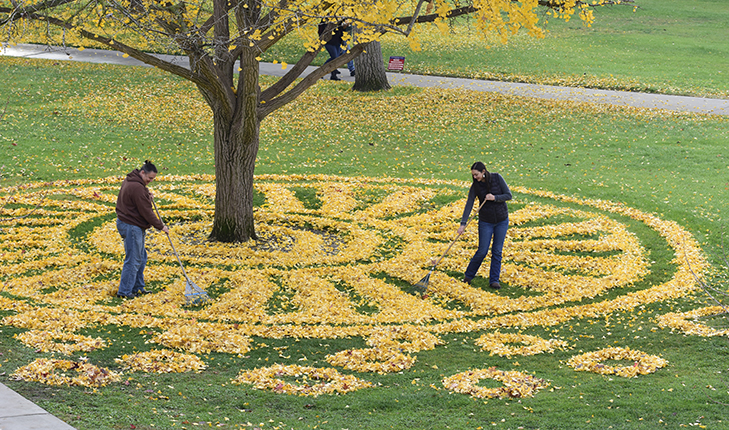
top-left (442, 367), bottom-right (549, 399)
top-left (232, 364), bottom-right (372, 397)
top-left (475, 331), bottom-right (569, 357)
top-left (566, 347), bottom-right (668, 378)
top-left (12, 358), bottom-right (121, 387)
top-left (656, 306), bottom-right (729, 337)
top-left (0, 174), bottom-right (708, 385)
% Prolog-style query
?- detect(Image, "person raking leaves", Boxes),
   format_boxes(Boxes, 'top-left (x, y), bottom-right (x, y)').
top-left (115, 160), bottom-right (169, 298)
top-left (458, 161), bottom-right (512, 290)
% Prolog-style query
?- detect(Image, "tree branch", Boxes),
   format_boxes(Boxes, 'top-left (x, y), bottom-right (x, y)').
top-left (257, 43), bottom-right (364, 119)
top-left (34, 13), bottom-right (216, 90)
top-left (393, 0), bottom-right (634, 26)
top-left (393, 5), bottom-right (477, 25)
top-left (259, 43), bottom-right (322, 102)
top-left (8, 0), bottom-right (77, 16)
top-left (258, 19), bottom-right (338, 102)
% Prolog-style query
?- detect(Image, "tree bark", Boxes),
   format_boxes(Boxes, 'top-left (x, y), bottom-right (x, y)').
top-left (205, 48), bottom-right (260, 242)
top-left (352, 41), bottom-right (391, 92)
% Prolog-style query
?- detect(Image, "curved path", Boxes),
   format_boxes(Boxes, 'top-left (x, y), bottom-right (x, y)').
top-left (3, 43), bottom-right (729, 116)
top-left (0, 42), bottom-right (727, 430)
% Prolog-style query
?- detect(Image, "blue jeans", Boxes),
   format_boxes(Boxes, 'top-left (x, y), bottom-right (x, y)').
top-left (117, 219), bottom-right (147, 296)
top-left (324, 43), bottom-right (355, 73)
top-left (464, 218), bottom-right (509, 283)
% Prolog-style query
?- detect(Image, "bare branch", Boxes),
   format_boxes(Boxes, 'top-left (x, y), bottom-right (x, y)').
top-left (259, 43), bottom-right (323, 102)
top-left (9, 0), bottom-right (77, 16)
top-left (77, 28), bottom-right (206, 84)
top-left (257, 43), bottom-right (364, 119)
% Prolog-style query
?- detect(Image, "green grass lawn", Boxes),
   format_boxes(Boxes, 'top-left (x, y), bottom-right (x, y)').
top-left (3, 3), bottom-right (729, 426)
top-left (2, 55), bottom-right (729, 430)
top-left (10, 0), bottom-right (729, 98)
top-left (262, 0), bottom-right (729, 98)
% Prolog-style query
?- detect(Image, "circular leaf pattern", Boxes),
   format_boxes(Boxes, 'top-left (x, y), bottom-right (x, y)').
top-left (0, 174), bottom-right (708, 389)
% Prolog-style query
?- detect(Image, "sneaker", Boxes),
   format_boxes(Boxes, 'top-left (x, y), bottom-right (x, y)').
top-left (116, 293), bottom-right (135, 299)
top-left (463, 277), bottom-right (472, 285)
top-left (350, 70), bottom-right (355, 77)
top-left (330, 75), bottom-right (341, 81)
top-left (489, 282), bottom-right (501, 290)
top-left (136, 289), bottom-right (152, 295)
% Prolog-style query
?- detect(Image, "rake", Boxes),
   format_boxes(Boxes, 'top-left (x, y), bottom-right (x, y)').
top-left (415, 196), bottom-right (489, 292)
top-left (152, 198), bottom-right (211, 306)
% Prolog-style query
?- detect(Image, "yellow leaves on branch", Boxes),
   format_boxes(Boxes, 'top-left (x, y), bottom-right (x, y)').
top-left (7, 0), bottom-right (611, 57)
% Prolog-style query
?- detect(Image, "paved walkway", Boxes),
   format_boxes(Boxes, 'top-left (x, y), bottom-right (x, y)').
top-left (0, 383), bottom-right (76, 429)
top-left (3, 43), bottom-right (728, 116)
top-left (0, 42), bottom-right (728, 430)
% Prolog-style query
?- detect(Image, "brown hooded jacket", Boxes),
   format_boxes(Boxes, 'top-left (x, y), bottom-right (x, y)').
top-left (115, 169), bottom-right (165, 230)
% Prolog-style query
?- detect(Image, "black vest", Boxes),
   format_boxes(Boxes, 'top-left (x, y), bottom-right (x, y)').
top-left (475, 173), bottom-right (508, 223)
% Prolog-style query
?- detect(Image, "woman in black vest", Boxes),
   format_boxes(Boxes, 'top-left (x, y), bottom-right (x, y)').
top-left (457, 162), bottom-right (512, 289)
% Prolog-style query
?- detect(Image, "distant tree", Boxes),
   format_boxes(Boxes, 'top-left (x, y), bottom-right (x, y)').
top-left (353, 0), bottom-right (632, 92)
top-left (353, 40), bottom-right (390, 92)
top-left (0, 0), bottom-right (623, 242)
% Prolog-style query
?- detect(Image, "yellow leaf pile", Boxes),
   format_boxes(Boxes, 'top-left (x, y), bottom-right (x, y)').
top-left (475, 332), bottom-right (569, 357)
top-left (567, 347), bottom-right (668, 378)
top-left (656, 306), bottom-right (729, 337)
top-left (14, 330), bottom-right (107, 355)
top-left (325, 347), bottom-right (417, 374)
top-left (151, 322), bottom-right (251, 355)
top-left (232, 364), bottom-right (372, 397)
top-left (442, 367), bottom-right (549, 399)
top-left (12, 359), bottom-right (121, 387)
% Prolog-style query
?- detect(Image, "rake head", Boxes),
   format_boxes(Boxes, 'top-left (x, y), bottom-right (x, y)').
top-left (184, 279), bottom-right (211, 306)
top-left (414, 270), bottom-right (432, 290)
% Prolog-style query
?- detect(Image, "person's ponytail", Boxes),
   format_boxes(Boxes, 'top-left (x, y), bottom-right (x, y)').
top-left (141, 160), bottom-right (158, 174)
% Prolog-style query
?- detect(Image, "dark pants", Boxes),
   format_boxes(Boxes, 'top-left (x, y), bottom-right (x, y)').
top-left (464, 218), bottom-right (509, 283)
top-left (324, 43), bottom-right (355, 73)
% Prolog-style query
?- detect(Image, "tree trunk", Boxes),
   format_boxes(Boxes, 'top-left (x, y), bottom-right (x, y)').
top-left (352, 41), bottom-right (391, 92)
top-left (206, 49), bottom-right (260, 243)
top-left (207, 112), bottom-right (259, 243)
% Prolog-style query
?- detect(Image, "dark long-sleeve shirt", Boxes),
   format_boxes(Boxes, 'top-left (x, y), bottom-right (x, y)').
top-left (460, 173), bottom-right (511, 225)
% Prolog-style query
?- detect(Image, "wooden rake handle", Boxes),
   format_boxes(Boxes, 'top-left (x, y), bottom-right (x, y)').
top-left (430, 195), bottom-right (490, 269)
top-left (151, 197), bottom-right (190, 279)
